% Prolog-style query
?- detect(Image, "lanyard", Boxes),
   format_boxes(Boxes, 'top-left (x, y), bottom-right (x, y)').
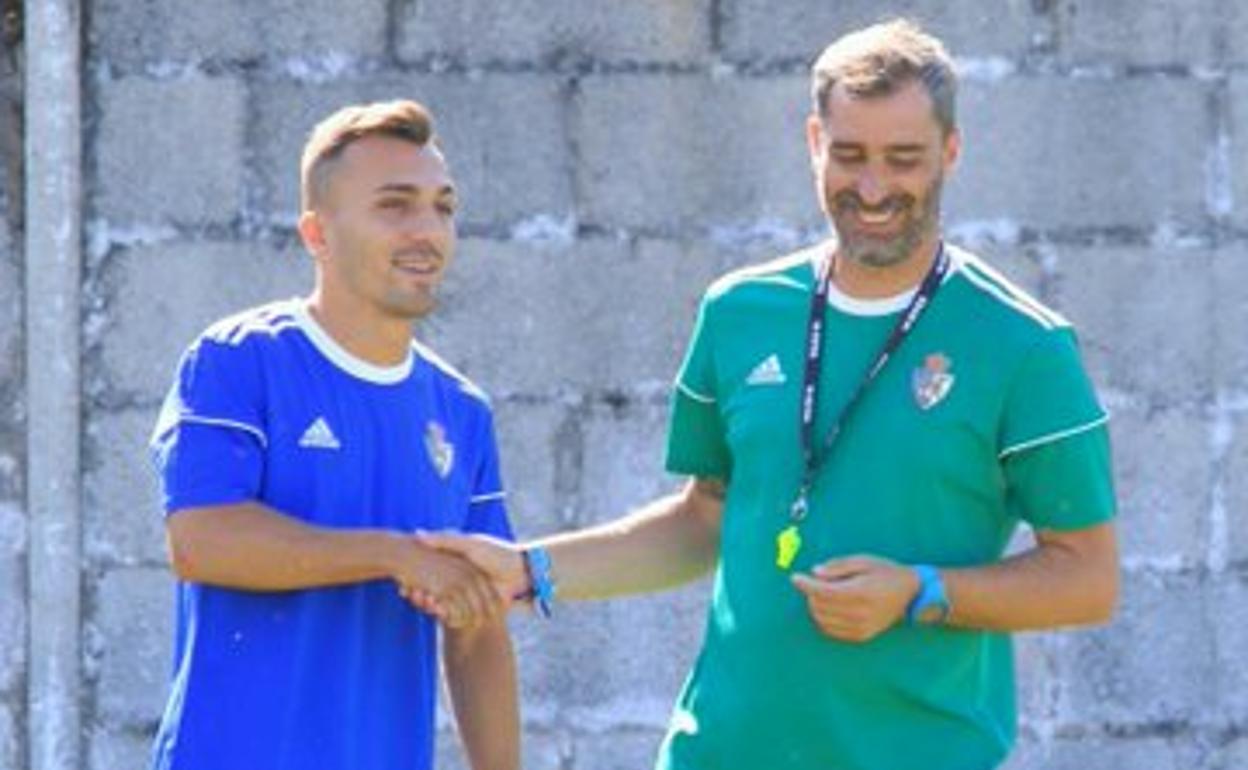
top-left (789, 242), bottom-right (950, 524)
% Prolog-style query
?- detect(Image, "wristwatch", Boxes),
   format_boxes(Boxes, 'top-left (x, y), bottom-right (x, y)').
top-left (905, 564), bottom-right (950, 625)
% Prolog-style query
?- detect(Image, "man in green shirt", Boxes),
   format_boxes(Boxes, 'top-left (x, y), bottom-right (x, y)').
top-left (418, 18), bottom-right (1119, 770)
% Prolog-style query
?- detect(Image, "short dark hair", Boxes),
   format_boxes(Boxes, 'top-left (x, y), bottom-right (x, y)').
top-left (810, 19), bottom-right (957, 135)
top-left (300, 99), bottom-right (437, 210)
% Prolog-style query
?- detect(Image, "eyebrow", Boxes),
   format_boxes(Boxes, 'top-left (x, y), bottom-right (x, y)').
top-left (373, 182), bottom-right (456, 197)
top-left (828, 141), bottom-right (926, 154)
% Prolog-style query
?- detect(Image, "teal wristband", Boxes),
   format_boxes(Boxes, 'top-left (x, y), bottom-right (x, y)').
top-left (522, 547), bottom-right (555, 619)
top-left (905, 564), bottom-right (950, 626)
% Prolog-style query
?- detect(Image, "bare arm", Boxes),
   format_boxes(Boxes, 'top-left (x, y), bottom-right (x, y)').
top-left (792, 521), bottom-right (1119, 642)
top-left (943, 521), bottom-right (1119, 631)
top-left (419, 477), bottom-right (726, 603)
top-left (166, 502), bottom-right (503, 625)
top-left (443, 620), bottom-right (519, 770)
top-left (536, 476), bottom-right (725, 600)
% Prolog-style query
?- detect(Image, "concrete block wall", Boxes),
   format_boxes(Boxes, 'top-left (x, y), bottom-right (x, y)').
top-left (4, 0), bottom-right (1244, 768)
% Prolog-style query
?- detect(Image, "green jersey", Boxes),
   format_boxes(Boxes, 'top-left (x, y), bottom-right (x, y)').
top-left (658, 243), bottom-right (1115, 770)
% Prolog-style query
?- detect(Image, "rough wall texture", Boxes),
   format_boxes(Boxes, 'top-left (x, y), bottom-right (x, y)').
top-left (6, 0), bottom-right (1246, 768)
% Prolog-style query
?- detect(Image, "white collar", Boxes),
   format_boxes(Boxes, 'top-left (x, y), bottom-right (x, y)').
top-left (291, 300), bottom-right (414, 384)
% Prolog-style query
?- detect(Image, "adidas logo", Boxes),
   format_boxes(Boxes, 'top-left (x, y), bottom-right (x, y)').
top-left (298, 417), bottom-right (341, 450)
top-left (746, 354), bottom-right (786, 386)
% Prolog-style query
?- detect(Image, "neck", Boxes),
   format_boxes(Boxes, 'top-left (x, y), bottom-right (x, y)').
top-left (305, 287), bottom-right (414, 368)
top-left (830, 234), bottom-right (942, 299)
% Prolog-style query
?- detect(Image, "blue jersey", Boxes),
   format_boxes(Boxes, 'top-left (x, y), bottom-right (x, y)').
top-left (148, 299), bottom-right (513, 770)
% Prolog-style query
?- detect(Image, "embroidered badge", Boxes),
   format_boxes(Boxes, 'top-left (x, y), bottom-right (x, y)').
top-left (912, 353), bottom-right (955, 410)
top-left (424, 421), bottom-right (455, 478)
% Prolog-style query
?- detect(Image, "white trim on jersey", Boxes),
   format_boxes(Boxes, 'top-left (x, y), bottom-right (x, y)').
top-left (998, 414), bottom-right (1109, 459)
top-left (291, 302), bottom-right (413, 385)
top-left (177, 414), bottom-right (269, 448)
top-left (470, 491), bottom-right (507, 504)
top-left (676, 380), bottom-right (716, 404)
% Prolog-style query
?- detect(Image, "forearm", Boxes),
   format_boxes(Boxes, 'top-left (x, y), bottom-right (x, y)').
top-left (537, 484), bottom-right (721, 601)
top-left (443, 621), bottom-right (519, 770)
top-left (943, 523), bottom-right (1119, 632)
top-left (166, 501), bottom-right (405, 590)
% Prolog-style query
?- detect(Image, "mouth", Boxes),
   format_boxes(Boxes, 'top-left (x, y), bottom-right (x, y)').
top-left (835, 194), bottom-right (913, 233)
top-left (391, 245), bottom-right (442, 278)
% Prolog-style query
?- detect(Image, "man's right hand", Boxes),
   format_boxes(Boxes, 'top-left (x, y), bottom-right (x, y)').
top-left (415, 532), bottom-right (530, 609)
top-left (391, 538), bottom-right (505, 630)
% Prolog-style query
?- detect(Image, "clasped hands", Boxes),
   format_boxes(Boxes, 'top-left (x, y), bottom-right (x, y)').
top-left (391, 532), bottom-right (526, 630)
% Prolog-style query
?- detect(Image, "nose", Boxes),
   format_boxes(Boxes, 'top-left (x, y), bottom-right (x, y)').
top-left (854, 169), bottom-right (887, 206)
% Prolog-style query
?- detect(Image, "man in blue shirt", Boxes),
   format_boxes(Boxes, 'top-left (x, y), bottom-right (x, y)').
top-left (149, 100), bottom-right (518, 770)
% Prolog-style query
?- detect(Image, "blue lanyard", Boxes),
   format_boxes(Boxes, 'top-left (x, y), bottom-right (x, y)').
top-left (790, 243), bottom-right (950, 524)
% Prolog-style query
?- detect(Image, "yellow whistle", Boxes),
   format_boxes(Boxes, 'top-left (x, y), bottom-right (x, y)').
top-left (775, 525), bottom-right (802, 570)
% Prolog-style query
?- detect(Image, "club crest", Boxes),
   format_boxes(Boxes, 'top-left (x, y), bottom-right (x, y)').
top-left (424, 421), bottom-right (455, 478)
top-left (912, 353), bottom-right (955, 410)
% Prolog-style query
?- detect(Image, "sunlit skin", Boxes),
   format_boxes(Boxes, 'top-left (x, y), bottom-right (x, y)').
top-left (297, 134), bottom-right (458, 366)
top-left (806, 79), bottom-right (960, 298)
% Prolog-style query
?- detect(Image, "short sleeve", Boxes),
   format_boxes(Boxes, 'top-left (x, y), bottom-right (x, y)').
top-left (999, 329), bottom-right (1115, 530)
top-left (463, 410), bottom-right (515, 541)
top-left (665, 292), bottom-right (732, 480)
top-left (149, 338), bottom-right (267, 514)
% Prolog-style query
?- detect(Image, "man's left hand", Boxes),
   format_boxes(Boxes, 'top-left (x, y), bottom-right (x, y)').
top-left (791, 555), bottom-right (919, 643)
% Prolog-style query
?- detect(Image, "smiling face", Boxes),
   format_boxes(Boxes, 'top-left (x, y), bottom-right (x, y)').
top-left (808, 79), bottom-right (960, 270)
top-left (299, 133), bottom-right (457, 321)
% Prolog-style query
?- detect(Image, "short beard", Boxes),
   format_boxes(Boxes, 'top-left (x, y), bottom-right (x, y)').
top-left (830, 175), bottom-right (944, 268)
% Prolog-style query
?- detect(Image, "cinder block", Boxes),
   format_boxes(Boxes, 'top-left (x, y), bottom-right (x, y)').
top-left (0, 224), bottom-right (18, 387)
top-left (93, 240), bottom-right (310, 402)
top-left (0, 704), bottom-right (16, 770)
top-left (1228, 78), bottom-right (1248, 230)
top-left (88, 725), bottom-right (156, 770)
top-left (1051, 248), bottom-right (1213, 405)
top-left (573, 74), bottom-right (821, 232)
top-left (513, 584), bottom-right (709, 717)
top-left (90, 567), bottom-right (176, 724)
top-left (1053, 571), bottom-right (1216, 725)
top-left (397, 1), bottom-right (712, 65)
top-left (1231, 7), bottom-right (1248, 68)
top-left (83, 407), bottom-right (167, 566)
top-left (250, 76), bottom-right (572, 227)
top-left (1014, 633), bottom-right (1059, 728)
top-left (952, 78), bottom-right (1209, 230)
top-left (95, 76), bottom-right (246, 224)
top-left (1055, 0), bottom-right (1220, 67)
top-left (88, 0), bottom-right (387, 70)
top-left (1209, 578), bottom-right (1248, 722)
top-left (1005, 733), bottom-right (1203, 770)
top-left (0, 503), bottom-right (24, 694)
top-left (574, 727), bottom-right (669, 770)
top-left (1214, 245), bottom-right (1248, 391)
top-left (1221, 413), bottom-right (1248, 568)
top-left (1218, 736), bottom-right (1248, 770)
top-left (489, 400), bottom-right (571, 537)
top-left (1108, 407), bottom-right (1210, 567)
top-left (576, 400), bottom-right (681, 528)
top-left (720, 0), bottom-right (1043, 63)
top-left (423, 238), bottom-right (722, 395)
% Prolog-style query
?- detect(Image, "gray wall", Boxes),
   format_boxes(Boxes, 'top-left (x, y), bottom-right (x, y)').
top-left (4, 1), bottom-right (1247, 768)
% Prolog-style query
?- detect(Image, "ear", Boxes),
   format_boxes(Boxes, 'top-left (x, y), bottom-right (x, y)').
top-left (806, 113), bottom-right (825, 170)
top-left (298, 210), bottom-right (328, 260)
top-left (941, 128), bottom-right (962, 175)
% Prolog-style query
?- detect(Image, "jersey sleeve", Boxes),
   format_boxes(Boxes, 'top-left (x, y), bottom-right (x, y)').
top-left (999, 328), bottom-right (1115, 530)
top-left (463, 409), bottom-right (515, 541)
top-left (149, 337), bottom-right (268, 514)
top-left (665, 291), bottom-right (732, 481)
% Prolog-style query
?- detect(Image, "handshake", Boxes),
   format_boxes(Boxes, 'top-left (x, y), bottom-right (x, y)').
top-left (393, 532), bottom-right (533, 630)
